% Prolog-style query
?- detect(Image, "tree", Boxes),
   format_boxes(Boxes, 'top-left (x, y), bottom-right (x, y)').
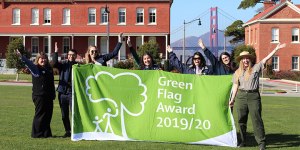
top-left (225, 20), bottom-right (245, 44)
top-left (238, 0), bottom-right (279, 9)
top-left (231, 44), bottom-right (256, 65)
top-left (6, 38), bottom-right (31, 81)
top-left (137, 40), bottom-right (161, 65)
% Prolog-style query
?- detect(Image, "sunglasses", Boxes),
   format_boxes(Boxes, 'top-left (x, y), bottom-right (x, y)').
top-left (193, 57), bottom-right (200, 60)
top-left (90, 50), bottom-right (98, 54)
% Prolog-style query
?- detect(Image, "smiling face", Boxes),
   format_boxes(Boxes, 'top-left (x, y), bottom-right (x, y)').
top-left (242, 57), bottom-right (251, 68)
top-left (38, 55), bottom-right (48, 67)
top-left (193, 55), bottom-right (201, 67)
top-left (221, 54), bottom-right (230, 65)
top-left (67, 51), bottom-right (76, 62)
top-left (89, 46), bottom-right (99, 58)
top-left (143, 54), bottom-right (152, 66)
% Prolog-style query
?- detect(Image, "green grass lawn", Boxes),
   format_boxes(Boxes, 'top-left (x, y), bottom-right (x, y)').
top-left (0, 74), bottom-right (59, 83)
top-left (0, 85), bottom-right (299, 150)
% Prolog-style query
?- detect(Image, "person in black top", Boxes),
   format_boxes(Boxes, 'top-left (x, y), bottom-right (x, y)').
top-left (198, 39), bottom-right (235, 75)
top-left (52, 42), bottom-right (77, 138)
top-left (17, 50), bottom-right (55, 138)
top-left (126, 36), bottom-right (160, 70)
top-left (85, 33), bottom-right (123, 65)
top-left (167, 46), bottom-right (212, 75)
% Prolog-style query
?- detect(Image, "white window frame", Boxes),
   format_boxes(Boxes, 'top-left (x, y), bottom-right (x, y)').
top-left (12, 8), bottom-right (20, 25)
top-left (31, 8), bottom-right (39, 25)
top-left (43, 37), bottom-right (49, 53)
top-left (136, 8), bottom-right (144, 25)
top-left (292, 28), bottom-right (299, 43)
top-left (272, 56), bottom-right (279, 71)
top-left (62, 8), bottom-right (70, 25)
top-left (43, 8), bottom-right (51, 25)
top-left (148, 8), bottom-right (156, 25)
top-left (88, 8), bottom-right (96, 25)
top-left (100, 8), bottom-right (108, 25)
top-left (271, 28), bottom-right (279, 43)
top-left (31, 37), bottom-right (39, 54)
top-left (118, 8), bottom-right (126, 25)
top-left (63, 37), bottom-right (70, 54)
top-left (292, 56), bottom-right (299, 71)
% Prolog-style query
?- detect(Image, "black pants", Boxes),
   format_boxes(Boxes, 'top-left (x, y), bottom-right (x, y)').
top-left (32, 95), bottom-right (53, 138)
top-left (58, 93), bottom-right (72, 133)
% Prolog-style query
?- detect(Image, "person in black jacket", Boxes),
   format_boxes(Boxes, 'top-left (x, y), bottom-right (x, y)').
top-left (198, 39), bottom-right (235, 75)
top-left (52, 42), bottom-right (77, 138)
top-left (85, 33), bottom-right (123, 65)
top-left (17, 50), bottom-right (55, 138)
top-left (167, 46), bottom-right (212, 75)
top-left (126, 36), bottom-right (160, 70)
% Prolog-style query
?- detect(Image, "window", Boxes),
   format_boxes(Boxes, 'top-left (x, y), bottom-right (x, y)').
top-left (136, 8), bottom-right (144, 24)
top-left (272, 56), bottom-right (279, 71)
top-left (43, 37), bottom-right (48, 53)
top-left (149, 8), bottom-right (156, 24)
top-left (63, 8), bottom-right (70, 25)
top-left (292, 28), bottom-right (299, 42)
top-left (88, 37), bottom-right (95, 47)
top-left (44, 8), bottom-right (51, 24)
top-left (88, 8), bottom-right (96, 24)
top-left (31, 37), bottom-right (39, 54)
top-left (100, 8), bottom-right (108, 24)
top-left (31, 8), bottom-right (39, 25)
top-left (118, 8), bottom-right (126, 24)
top-left (63, 37), bottom-right (70, 53)
top-left (292, 56), bottom-right (299, 70)
top-left (12, 8), bottom-right (20, 25)
top-left (271, 28), bottom-right (279, 42)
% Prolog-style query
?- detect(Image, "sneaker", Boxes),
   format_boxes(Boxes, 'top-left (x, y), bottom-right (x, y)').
top-left (63, 132), bottom-right (71, 138)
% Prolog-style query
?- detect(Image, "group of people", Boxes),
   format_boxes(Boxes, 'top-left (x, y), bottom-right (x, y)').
top-left (16, 32), bottom-right (286, 150)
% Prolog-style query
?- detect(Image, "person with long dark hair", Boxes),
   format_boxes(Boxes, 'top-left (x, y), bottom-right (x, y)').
top-left (198, 39), bottom-right (235, 75)
top-left (167, 45), bottom-right (212, 75)
top-left (126, 36), bottom-right (160, 70)
top-left (16, 50), bottom-right (55, 138)
top-left (229, 43), bottom-right (286, 150)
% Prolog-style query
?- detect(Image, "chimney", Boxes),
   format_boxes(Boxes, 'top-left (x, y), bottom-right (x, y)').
top-left (264, 0), bottom-right (276, 10)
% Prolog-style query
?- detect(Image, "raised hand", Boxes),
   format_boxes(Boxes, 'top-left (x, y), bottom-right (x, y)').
top-left (15, 49), bottom-right (21, 58)
top-left (198, 38), bottom-right (205, 49)
top-left (166, 45), bottom-right (172, 53)
top-left (55, 42), bottom-right (58, 52)
top-left (118, 32), bottom-right (124, 43)
top-left (127, 36), bottom-right (132, 47)
top-left (275, 42), bottom-right (286, 51)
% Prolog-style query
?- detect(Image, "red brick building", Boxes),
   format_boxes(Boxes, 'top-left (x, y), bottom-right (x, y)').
top-left (0, 0), bottom-right (172, 62)
top-left (243, 0), bottom-right (300, 71)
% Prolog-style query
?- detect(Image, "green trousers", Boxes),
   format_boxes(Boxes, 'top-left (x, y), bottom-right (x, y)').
top-left (235, 90), bottom-right (266, 147)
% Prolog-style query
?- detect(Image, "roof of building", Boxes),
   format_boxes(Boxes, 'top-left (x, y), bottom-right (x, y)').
top-left (244, 1), bottom-right (300, 26)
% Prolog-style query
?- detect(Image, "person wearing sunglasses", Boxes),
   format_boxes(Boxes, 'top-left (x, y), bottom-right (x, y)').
top-left (85, 32), bottom-right (123, 65)
top-left (167, 45), bottom-right (212, 75)
top-left (198, 38), bottom-right (236, 75)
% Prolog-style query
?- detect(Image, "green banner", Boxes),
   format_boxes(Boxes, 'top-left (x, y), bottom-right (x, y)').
top-left (72, 64), bottom-right (237, 147)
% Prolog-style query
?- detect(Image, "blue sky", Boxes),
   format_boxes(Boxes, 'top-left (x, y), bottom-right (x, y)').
top-left (170, 0), bottom-right (300, 43)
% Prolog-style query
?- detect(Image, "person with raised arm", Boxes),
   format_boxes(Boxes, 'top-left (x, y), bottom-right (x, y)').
top-left (229, 43), bottom-right (286, 150)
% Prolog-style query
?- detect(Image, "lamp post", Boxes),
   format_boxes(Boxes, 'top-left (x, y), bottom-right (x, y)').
top-left (213, 28), bottom-right (226, 52)
top-left (183, 18), bottom-right (201, 62)
top-left (105, 4), bottom-right (110, 54)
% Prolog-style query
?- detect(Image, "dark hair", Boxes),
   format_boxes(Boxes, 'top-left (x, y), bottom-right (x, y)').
top-left (68, 49), bottom-right (77, 55)
top-left (140, 52), bottom-right (156, 69)
top-left (192, 52), bottom-right (206, 68)
top-left (219, 52), bottom-right (237, 72)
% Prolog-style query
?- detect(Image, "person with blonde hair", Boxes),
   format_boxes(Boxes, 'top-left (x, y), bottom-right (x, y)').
top-left (85, 33), bottom-right (123, 65)
top-left (229, 43), bottom-right (286, 150)
top-left (16, 50), bottom-right (55, 138)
